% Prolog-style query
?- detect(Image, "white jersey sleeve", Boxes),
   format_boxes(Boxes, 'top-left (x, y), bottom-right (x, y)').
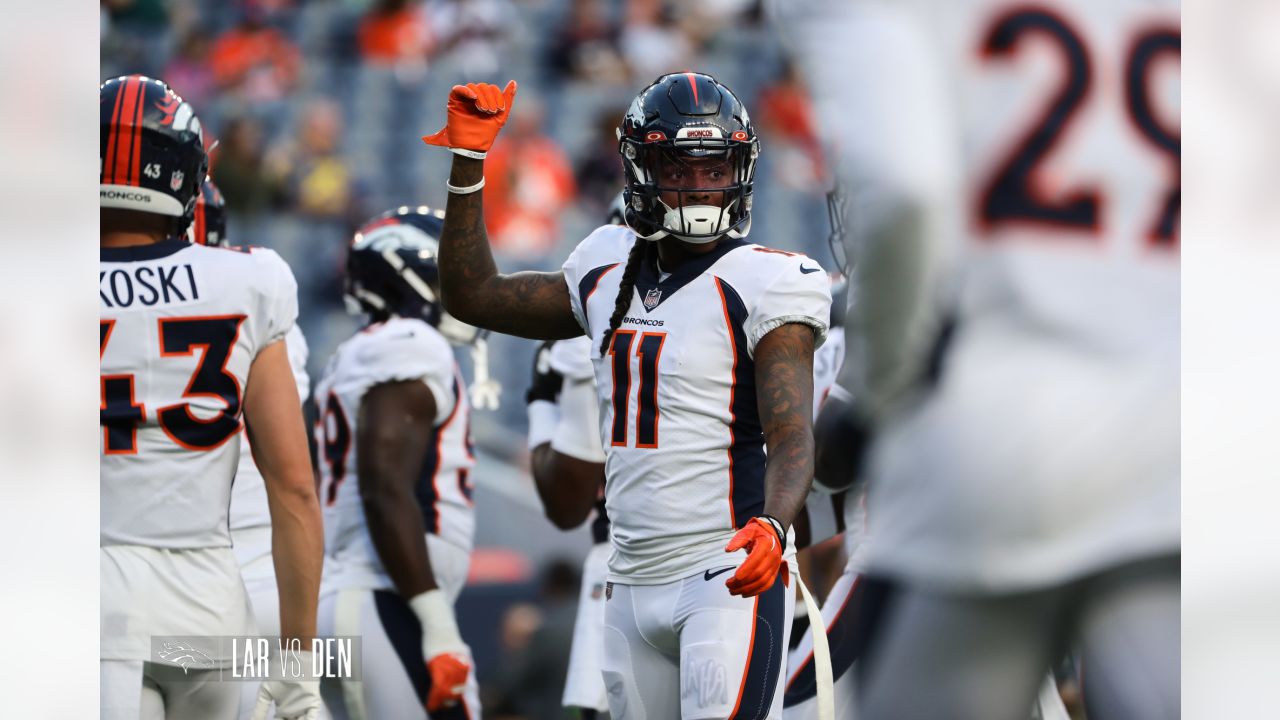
top-left (561, 225), bottom-right (637, 337)
top-left (548, 336), bottom-right (605, 463)
top-left (351, 320), bottom-right (456, 424)
top-left (252, 248), bottom-right (302, 351)
top-left (552, 375), bottom-right (607, 464)
top-left (285, 324), bottom-right (311, 401)
top-left (743, 252), bottom-right (831, 357)
top-left (549, 335), bottom-right (596, 381)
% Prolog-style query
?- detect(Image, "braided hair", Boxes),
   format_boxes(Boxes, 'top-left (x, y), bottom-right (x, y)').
top-left (598, 237), bottom-right (648, 357)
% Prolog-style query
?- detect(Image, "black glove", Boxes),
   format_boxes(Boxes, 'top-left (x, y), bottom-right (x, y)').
top-left (525, 341), bottom-right (564, 405)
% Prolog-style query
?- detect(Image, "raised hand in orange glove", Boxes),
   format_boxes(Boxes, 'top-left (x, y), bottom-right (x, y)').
top-left (421, 81), bottom-right (518, 157)
top-left (724, 516), bottom-right (790, 598)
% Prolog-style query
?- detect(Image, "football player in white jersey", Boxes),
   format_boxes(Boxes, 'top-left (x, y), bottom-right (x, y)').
top-left (100, 75), bottom-right (323, 720)
top-left (188, 177), bottom-right (320, 717)
top-left (775, 1), bottom-right (1180, 718)
top-left (424, 72), bottom-right (831, 719)
top-left (313, 207), bottom-right (482, 719)
top-left (782, 215), bottom-right (1072, 720)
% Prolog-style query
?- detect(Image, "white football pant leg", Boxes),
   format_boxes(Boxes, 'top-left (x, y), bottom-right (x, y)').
top-left (677, 569), bottom-right (794, 720)
top-left (602, 580), bottom-right (682, 720)
top-left (562, 542), bottom-right (611, 714)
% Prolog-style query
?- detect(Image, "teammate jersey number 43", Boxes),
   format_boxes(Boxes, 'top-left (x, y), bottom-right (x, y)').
top-left (100, 315), bottom-right (245, 453)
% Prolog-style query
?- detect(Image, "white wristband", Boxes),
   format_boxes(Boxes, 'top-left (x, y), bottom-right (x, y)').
top-left (446, 177), bottom-right (486, 195)
top-left (409, 589), bottom-right (467, 657)
top-left (450, 147), bottom-right (487, 160)
top-left (527, 400), bottom-right (561, 449)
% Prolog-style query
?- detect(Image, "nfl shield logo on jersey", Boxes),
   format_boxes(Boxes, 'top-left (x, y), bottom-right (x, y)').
top-left (643, 288), bottom-right (662, 309)
top-left (170, 171), bottom-right (184, 191)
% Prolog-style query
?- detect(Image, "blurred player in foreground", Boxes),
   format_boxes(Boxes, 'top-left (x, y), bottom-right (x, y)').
top-left (782, 199), bottom-right (1071, 720)
top-left (314, 207), bottom-right (482, 719)
top-left (425, 72), bottom-right (830, 718)
top-left (775, 1), bottom-right (1180, 718)
top-left (100, 75), bottom-right (323, 719)
top-left (521, 195), bottom-right (624, 718)
top-left (189, 178), bottom-right (318, 717)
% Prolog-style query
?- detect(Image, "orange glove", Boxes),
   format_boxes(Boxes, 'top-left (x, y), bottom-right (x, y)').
top-left (425, 652), bottom-right (470, 713)
top-left (724, 516), bottom-right (790, 597)
top-left (421, 81), bottom-right (518, 156)
top-left (410, 589), bottom-right (471, 713)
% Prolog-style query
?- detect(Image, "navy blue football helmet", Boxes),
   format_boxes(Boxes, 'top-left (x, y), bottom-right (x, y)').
top-left (344, 206), bottom-right (478, 344)
top-left (617, 72), bottom-right (759, 243)
top-left (100, 75), bottom-right (207, 234)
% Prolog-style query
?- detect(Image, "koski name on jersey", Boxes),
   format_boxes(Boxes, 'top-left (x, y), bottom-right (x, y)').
top-left (100, 263), bottom-right (200, 308)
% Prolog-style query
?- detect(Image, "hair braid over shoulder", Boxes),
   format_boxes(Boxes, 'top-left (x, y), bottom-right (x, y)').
top-left (599, 238), bottom-right (647, 356)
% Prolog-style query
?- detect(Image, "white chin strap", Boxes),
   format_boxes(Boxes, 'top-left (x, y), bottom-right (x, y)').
top-left (662, 203), bottom-right (733, 244)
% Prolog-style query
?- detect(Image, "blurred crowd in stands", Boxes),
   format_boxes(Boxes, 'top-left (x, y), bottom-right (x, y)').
top-left (103, 2), bottom-right (830, 708)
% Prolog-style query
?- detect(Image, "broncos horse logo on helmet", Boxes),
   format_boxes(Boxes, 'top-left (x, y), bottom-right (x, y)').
top-left (100, 75), bottom-right (207, 236)
top-left (345, 206), bottom-right (479, 346)
top-left (617, 72), bottom-right (759, 243)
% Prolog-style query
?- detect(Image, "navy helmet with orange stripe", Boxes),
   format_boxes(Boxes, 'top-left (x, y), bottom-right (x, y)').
top-left (618, 72), bottom-right (759, 243)
top-left (344, 206), bottom-right (479, 345)
top-left (188, 178), bottom-right (227, 247)
top-left (100, 75), bottom-right (207, 234)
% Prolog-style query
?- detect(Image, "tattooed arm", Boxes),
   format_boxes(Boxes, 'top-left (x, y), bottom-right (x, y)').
top-left (440, 157), bottom-right (584, 340)
top-left (755, 322), bottom-right (818, 531)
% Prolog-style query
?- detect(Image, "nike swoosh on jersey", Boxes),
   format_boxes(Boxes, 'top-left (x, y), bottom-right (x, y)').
top-left (799, 264), bottom-right (821, 274)
top-left (704, 566), bottom-right (735, 581)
